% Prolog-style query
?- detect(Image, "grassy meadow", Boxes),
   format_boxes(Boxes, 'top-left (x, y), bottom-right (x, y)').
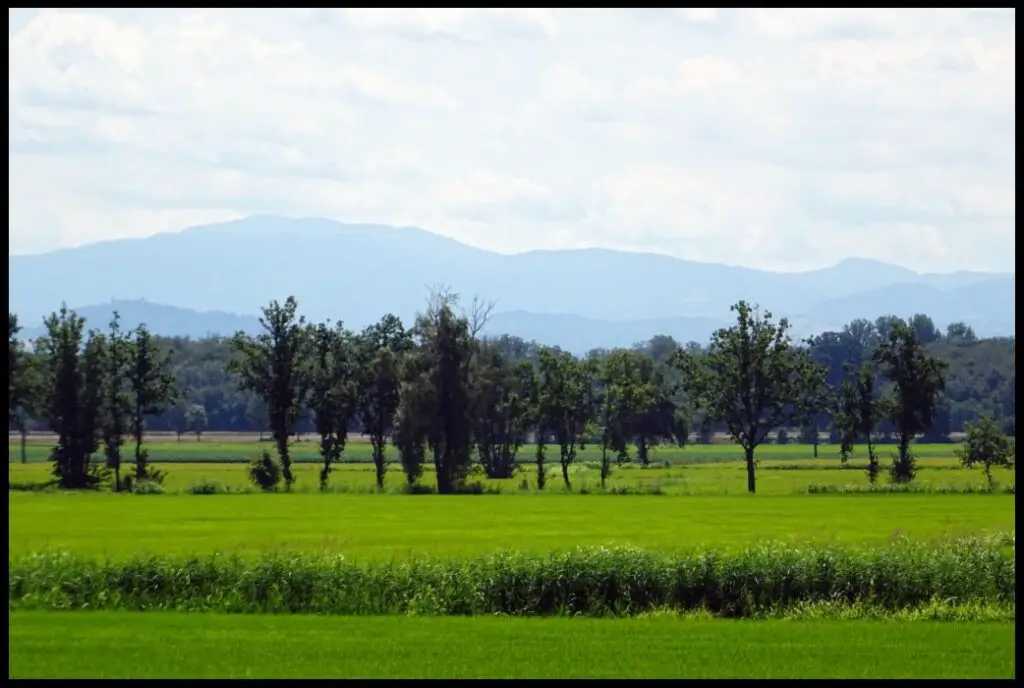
top-left (11, 613), bottom-right (1014, 679)
top-left (8, 433), bottom-right (1016, 679)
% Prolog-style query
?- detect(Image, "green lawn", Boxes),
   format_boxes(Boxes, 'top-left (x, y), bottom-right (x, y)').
top-left (7, 439), bottom-right (968, 465)
top-left (8, 612), bottom-right (1015, 679)
top-left (10, 455), bottom-right (1007, 496)
top-left (8, 491), bottom-right (1014, 559)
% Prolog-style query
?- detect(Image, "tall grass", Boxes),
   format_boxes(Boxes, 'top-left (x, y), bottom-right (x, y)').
top-left (9, 536), bottom-right (1013, 618)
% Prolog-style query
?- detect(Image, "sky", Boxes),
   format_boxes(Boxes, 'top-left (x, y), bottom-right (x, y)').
top-left (7, 8), bottom-right (1016, 273)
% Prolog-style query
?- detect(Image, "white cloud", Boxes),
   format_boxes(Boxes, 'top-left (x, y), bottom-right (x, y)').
top-left (7, 8), bottom-right (1016, 273)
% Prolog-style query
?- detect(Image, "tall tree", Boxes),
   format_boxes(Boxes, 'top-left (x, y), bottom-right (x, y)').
top-left (101, 313), bottom-right (133, 490)
top-left (472, 344), bottom-right (532, 479)
top-left (833, 361), bottom-right (884, 483)
top-left (355, 314), bottom-right (409, 490)
top-left (537, 348), bottom-right (593, 491)
top-left (402, 290), bottom-right (478, 495)
top-left (229, 297), bottom-right (309, 489)
top-left (672, 301), bottom-right (826, 494)
top-left (34, 306), bottom-right (105, 488)
top-left (307, 321), bottom-right (359, 489)
top-left (873, 321), bottom-right (947, 483)
top-left (127, 324), bottom-right (176, 482)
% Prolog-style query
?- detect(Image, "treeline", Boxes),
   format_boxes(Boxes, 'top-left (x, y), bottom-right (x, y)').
top-left (9, 292), bottom-right (1014, 493)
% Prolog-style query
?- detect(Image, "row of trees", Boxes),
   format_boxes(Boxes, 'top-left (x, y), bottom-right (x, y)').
top-left (9, 293), bottom-right (1011, 493)
top-left (8, 309), bottom-right (175, 489)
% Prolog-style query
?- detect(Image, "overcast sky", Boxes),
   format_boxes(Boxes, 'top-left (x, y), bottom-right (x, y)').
top-left (8, 8), bottom-right (1016, 273)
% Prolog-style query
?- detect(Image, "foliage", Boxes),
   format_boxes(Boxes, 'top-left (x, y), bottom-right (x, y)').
top-left (9, 537), bottom-right (1014, 618)
top-left (229, 297), bottom-right (310, 489)
top-left (673, 301), bottom-right (826, 493)
top-left (248, 449), bottom-right (283, 492)
top-left (956, 414), bottom-right (1015, 489)
top-left (127, 323), bottom-right (177, 481)
top-left (873, 322), bottom-right (947, 483)
top-left (307, 321), bottom-right (359, 489)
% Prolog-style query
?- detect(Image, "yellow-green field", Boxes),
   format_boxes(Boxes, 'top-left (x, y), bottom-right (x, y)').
top-left (8, 436), bottom-right (1015, 679)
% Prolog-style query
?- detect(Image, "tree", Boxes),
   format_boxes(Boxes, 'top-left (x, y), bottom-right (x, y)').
top-left (955, 414), bottom-right (1014, 490)
top-left (945, 321), bottom-right (977, 343)
top-left (607, 349), bottom-right (686, 465)
top-left (536, 348), bottom-right (593, 491)
top-left (8, 314), bottom-right (40, 464)
top-left (355, 314), bottom-right (409, 490)
top-left (594, 354), bottom-right (633, 488)
top-left (873, 321), bottom-right (947, 483)
top-left (307, 321), bottom-right (359, 489)
top-left (833, 361), bottom-right (884, 483)
top-left (472, 344), bottom-right (532, 479)
top-left (186, 403), bottom-right (207, 440)
top-left (229, 297), bottom-right (309, 489)
top-left (673, 301), bottom-right (826, 494)
top-left (101, 313), bottom-right (133, 491)
top-left (127, 324), bottom-right (176, 482)
top-left (34, 306), bottom-right (105, 489)
top-left (401, 290), bottom-right (478, 494)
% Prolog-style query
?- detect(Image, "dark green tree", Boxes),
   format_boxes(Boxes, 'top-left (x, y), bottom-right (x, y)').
top-left (101, 313), bottom-right (133, 490)
top-left (955, 414), bottom-right (1013, 490)
top-left (673, 301), bottom-right (826, 494)
top-left (355, 314), bottom-right (409, 490)
top-left (308, 321), bottom-right (359, 489)
top-left (34, 306), bottom-right (105, 488)
top-left (472, 344), bottom-right (532, 479)
top-left (127, 324), bottom-right (176, 482)
top-left (229, 297), bottom-right (309, 489)
top-left (537, 348), bottom-right (593, 491)
top-left (834, 361), bottom-right (885, 483)
top-left (873, 321), bottom-right (947, 483)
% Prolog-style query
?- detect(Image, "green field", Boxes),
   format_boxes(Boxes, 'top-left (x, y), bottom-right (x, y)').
top-left (8, 613), bottom-right (1015, 679)
top-left (7, 436), bottom-right (971, 465)
top-left (8, 436), bottom-right (1015, 678)
top-left (8, 490), bottom-right (1014, 559)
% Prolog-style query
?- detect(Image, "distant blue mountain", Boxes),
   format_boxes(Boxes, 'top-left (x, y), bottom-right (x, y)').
top-left (9, 215), bottom-right (1015, 350)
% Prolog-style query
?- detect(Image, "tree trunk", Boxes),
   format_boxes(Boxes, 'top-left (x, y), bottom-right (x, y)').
top-left (114, 466), bottom-right (121, 493)
top-left (744, 445), bottom-right (757, 494)
top-left (20, 428), bottom-right (27, 464)
top-left (600, 445), bottom-right (608, 490)
top-left (536, 445), bottom-right (546, 491)
top-left (561, 459), bottom-right (572, 491)
top-left (374, 438), bottom-right (387, 490)
top-left (638, 436), bottom-right (649, 466)
top-left (813, 439), bottom-right (819, 458)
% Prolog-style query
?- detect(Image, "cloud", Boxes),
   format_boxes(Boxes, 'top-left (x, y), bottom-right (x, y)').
top-left (7, 8), bottom-right (1016, 273)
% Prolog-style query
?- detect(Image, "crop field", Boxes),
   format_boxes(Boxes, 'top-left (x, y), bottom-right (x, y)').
top-left (9, 613), bottom-right (1015, 679)
top-left (9, 437), bottom-right (1015, 678)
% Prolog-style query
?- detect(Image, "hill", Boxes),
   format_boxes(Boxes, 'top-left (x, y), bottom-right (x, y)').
top-left (9, 215), bottom-right (1015, 347)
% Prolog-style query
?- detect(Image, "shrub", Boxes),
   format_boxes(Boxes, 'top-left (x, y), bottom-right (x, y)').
top-left (8, 537), bottom-right (1013, 619)
top-left (248, 450), bottom-right (282, 492)
top-left (776, 429), bottom-right (789, 445)
top-left (129, 480), bottom-right (166, 495)
top-left (187, 479), bottom-right (232, 495)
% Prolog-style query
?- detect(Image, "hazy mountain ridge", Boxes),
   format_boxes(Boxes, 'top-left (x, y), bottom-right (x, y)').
top-left (9, 215), bottom-right (1015, 351)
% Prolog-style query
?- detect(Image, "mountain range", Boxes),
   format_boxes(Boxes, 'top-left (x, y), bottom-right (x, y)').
top-left (9, 215), bottom-right (1015, 353)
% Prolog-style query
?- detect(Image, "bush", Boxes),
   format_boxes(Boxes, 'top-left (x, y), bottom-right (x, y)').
top-left (187, 479), bottom-right (232, 495)
top-left (776, 429), bottom-right (789, 445)
top-left (248, 450), bottom-right (282, 492)
top-left (129, 480), bottom-right (166, 495)
top-left (8, 537), bottom-right (1013, 619)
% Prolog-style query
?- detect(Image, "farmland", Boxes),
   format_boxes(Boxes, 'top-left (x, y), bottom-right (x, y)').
top-left (9, 437), bottom-right (1016, 678)
top-left (8, 300), bottom-right (1016, 678)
